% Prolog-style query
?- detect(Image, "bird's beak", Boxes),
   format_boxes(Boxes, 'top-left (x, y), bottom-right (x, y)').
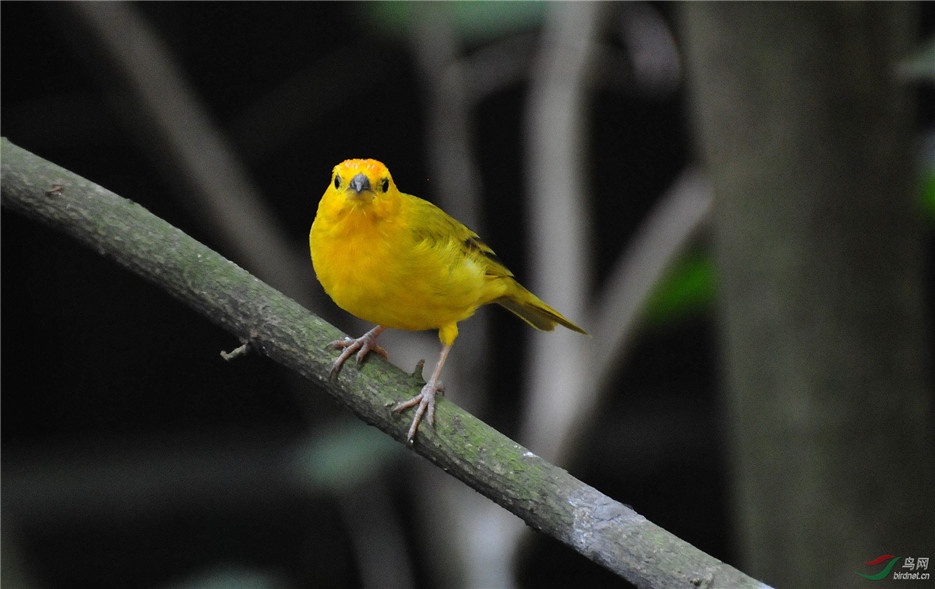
top-left (348, 173), bottom-right (372, 194)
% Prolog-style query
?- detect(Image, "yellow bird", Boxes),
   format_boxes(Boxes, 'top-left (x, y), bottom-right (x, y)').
top-left (310, 159), bottom-right (587, 443)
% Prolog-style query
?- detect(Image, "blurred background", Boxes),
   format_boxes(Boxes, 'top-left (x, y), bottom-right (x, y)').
top-left (2, 3), bottom-right (933, 588)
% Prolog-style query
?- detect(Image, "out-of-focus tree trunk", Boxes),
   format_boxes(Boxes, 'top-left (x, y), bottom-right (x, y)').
top-left (681, 4), bottom-right (934, 587)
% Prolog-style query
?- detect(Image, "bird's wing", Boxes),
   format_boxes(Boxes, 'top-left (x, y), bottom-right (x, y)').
top-left (404, 194), bottom-right (516, 279)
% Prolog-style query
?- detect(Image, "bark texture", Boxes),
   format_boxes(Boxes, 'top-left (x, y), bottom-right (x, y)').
top-left (681, 4), bottom-right (934, 586)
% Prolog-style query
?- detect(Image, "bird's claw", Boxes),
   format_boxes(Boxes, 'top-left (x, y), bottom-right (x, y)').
top-left (327, 329), bottom-right (387, 379)
top-left (392, 381), bottom-right (444, 444)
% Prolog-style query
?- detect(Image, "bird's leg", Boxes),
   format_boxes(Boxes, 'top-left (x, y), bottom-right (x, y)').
top-left (327, 325), bottom-right (387, 378)
top-left (392, 343), bottom-right (452, 444)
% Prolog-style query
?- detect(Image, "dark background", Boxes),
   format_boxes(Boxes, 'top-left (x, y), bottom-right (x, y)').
top-left (2, 3), bottom-right (932, 588)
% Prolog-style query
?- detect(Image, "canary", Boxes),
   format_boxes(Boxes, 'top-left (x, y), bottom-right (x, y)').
top-left (310, 159), bottom-right (587, 443)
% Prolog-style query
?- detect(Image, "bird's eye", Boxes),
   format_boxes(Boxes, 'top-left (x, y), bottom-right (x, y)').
top-left (333, 175), bottom-right (341, 189)
top-left (380, 178), bottom-right (389, 193)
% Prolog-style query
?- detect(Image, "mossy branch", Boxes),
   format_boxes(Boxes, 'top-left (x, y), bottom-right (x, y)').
top-left (1, 138), bottom-right (769, 589)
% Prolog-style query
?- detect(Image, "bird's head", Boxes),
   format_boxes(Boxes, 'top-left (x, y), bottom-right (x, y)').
top-left (325, 158), bottom-right (399, 212)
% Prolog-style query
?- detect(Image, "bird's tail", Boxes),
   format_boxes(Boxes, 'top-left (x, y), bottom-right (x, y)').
top-left (495, 286), bottom-right (588, 335)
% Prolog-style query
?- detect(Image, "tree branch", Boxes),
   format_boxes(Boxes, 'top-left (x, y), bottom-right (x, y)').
top-left (1, 138), bottom-right (769, 589)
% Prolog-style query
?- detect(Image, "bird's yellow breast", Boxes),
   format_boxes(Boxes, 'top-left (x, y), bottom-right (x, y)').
top-left (310, 171), bottom-right (506, 333)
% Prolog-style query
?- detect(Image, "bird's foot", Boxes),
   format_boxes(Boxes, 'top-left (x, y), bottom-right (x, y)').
top-left (392, 380), bottom-right (445, 444)
top-left (327, 326), bottom-right (387, 378)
